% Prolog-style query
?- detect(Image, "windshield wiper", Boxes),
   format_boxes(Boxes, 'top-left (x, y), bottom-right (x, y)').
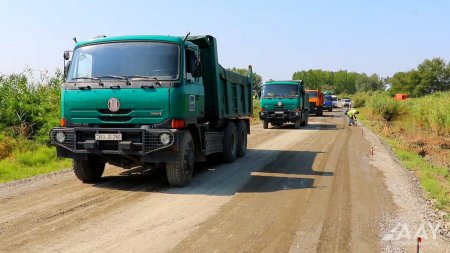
top-left (72, 77), bottom-right (104, 86)
top-left (97, 75), bottom-right (130, 85)
top-left (129, 75), bottom-right (161, 86)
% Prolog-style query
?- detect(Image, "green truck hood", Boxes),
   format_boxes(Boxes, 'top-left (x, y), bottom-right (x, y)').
top-left (62, 88), bottom-right (170, 125)
top-left (260, 98), bottom-right (300, 110)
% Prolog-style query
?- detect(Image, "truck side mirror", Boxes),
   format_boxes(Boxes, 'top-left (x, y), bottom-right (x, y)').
top-left (63, 51), bottom-right (70, 60)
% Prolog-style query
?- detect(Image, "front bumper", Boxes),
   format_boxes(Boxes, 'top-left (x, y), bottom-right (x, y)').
top-left (259, 110), bottom-right (301, 122)
top-left (50, 127), bottom-right (177, 156)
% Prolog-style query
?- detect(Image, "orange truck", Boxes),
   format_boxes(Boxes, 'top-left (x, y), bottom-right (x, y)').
top-left (306, 89), bottom-right (324, 116)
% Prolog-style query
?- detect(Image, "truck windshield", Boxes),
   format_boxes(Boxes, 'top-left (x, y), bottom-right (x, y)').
top-left (325, 96), bottom-right (332, 102)
top-left (332, 96), bottom-right (337, 102)
top-left (67, 42), bottom-right (179, 81)
top-left (306, 91), bottom-right (318, 98)
top-left (262, 85), bottom-right (298, 98)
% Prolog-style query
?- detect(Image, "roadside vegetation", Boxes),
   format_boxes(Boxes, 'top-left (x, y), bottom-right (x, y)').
top-left (0, 69), bottom-right (70, 183)
top-left (353, 91), bottom-right (450, 212)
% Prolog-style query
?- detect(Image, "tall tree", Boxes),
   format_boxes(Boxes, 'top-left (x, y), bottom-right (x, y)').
top-left (229, 67), bottom-right (263, 91)
top-left (355, 73), bottom-right (384, 92)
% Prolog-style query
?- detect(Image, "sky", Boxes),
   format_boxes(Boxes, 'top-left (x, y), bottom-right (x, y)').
top-left (0, 0), bottom-right (449, 81)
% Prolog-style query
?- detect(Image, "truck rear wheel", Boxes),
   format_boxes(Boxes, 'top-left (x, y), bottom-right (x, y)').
top-left (301, 112), bottom-right (309, 126)
top-left (166, 132), bottom-right (194, 187)
top-left (262, 120), bottom-right (268, 129)
top-left (236, 120), bottom-right (247, 157)
top-left (222, 121), bottom-right (238, 163)
top-left (73, 158), bottom-right (105, 183)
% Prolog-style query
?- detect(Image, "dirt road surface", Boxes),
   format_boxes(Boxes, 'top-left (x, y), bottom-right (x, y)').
top-left (0, 110), bottom-right (448, 252)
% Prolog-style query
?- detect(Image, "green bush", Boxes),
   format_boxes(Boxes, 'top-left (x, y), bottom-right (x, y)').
top-left (407, 92), bottom-right (450, 135)
top-left (365, 92), bottom-right (403, 121)
top-left (0, 70), bottom-right (69, 183)
top-left (0, 70), bottom-right (62, 142)
top-left (351, 91), bottom-right (373, 108)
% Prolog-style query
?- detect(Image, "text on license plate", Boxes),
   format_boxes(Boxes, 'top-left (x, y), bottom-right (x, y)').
top-left (95, 133), bottom-right (122, 141)
top-left (275, 111), bottom-right (283, 114)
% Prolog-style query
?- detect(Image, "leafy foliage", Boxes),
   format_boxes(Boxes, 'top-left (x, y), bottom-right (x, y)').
top-left (388, 58), bottom-right (450, 97)
top-left (292, 69), bottom-right (384, 94)
top-left (229, 67), bottom-right (263, 92)
top-left (0, 69), bottom-right (63, 142)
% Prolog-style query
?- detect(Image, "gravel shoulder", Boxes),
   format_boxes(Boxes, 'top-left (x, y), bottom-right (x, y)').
top-left (361, 122), bottom-right (450, 252)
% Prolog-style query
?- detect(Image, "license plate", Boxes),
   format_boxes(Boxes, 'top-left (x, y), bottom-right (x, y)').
top-left (275, 111), bottom-right (283, 114)
top-left (95, 133), bottom-right (122, 141)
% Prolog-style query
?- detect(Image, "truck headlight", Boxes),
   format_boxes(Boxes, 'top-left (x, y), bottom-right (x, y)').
top-left (55, 131), bottom-right (66, 143)
top-left (160, 133), bottom-right (171, 145)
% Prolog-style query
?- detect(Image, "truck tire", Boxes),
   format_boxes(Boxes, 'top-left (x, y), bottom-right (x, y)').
top-left (301, 112), bottom-right (309, 126)
top-left (236, 120), bottom-right (247, 157)
top-left (166, 132), bottom-right (194, 187)
top-left (294, 118), bottom-right (301, 129)
top-left (262, 120), bottom-right (268, 129)
top-left (222, 121), bottom-right (238, 163)
top-left (73, 158), bottom-right (105, 183)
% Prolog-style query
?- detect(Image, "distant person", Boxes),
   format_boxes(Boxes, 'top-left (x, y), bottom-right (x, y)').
top-left (347, 108), bottom-right (359, 126)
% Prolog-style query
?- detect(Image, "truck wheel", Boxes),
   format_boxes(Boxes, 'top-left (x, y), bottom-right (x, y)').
top-left (301, 112), bottom-right (309, 126)
top-left (73, 158), bottom-right (105, 183)
top-left (222, 121), bottom-right (238, 163)
top-left (262, 120), bottom-right (268, 129)
top-left (294, 118), bottom-right (301, 129)
top-left (236, 120), bottom-right (247, 157)
top-left (166, 132), bottom-right (194, 187)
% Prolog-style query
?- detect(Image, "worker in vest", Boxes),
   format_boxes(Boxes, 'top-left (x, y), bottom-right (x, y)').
top-left (347, 108), bottom-right (359, 126)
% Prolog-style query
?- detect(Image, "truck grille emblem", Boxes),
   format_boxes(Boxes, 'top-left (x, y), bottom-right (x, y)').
top-left (108, 98), bottom-right (120, 112)
top-left (277, 101), bottom-right (282, 106)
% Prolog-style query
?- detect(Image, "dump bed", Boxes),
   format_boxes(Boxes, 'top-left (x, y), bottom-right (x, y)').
top-left (188, 36), bottom-right (252, 121)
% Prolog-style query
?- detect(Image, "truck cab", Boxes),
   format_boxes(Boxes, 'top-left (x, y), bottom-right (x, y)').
top-left (306, 89), bottom-right (324, 116)
top-left (259, 80), bottom-right (309, 129)
top-left (331, 95), bottom-right (338, 108)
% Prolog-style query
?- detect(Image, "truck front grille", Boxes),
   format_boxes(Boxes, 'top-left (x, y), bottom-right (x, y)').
top-left (50, 128), bottom-right (175, 154)
top-left (99, 116), bottom-right (132, 122)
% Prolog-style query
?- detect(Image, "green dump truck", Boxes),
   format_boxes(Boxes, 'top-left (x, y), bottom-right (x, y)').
top-left (50, 35), bottom-right (252, 187)
top-left (259, 80), bottom-right (309, 129)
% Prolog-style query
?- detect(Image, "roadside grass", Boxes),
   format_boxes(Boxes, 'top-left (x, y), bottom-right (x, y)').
top-left (0, 144), bottom-right (70, 183)
top-left (385, 138), bottom-right (450, 212)
top-left (359, 106), bottom-right (450, 213)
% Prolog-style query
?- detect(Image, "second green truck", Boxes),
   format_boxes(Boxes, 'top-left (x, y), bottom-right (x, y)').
top-left (259, 80), bottom-right (309, 129)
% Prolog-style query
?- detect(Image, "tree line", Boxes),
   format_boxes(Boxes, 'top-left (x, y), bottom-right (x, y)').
top-left (388, 58), bottom-right (450, 97)
top-left (229, 57), bottom-right (450, 97)
top-left (291, 70), bottom-right (385, 94)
